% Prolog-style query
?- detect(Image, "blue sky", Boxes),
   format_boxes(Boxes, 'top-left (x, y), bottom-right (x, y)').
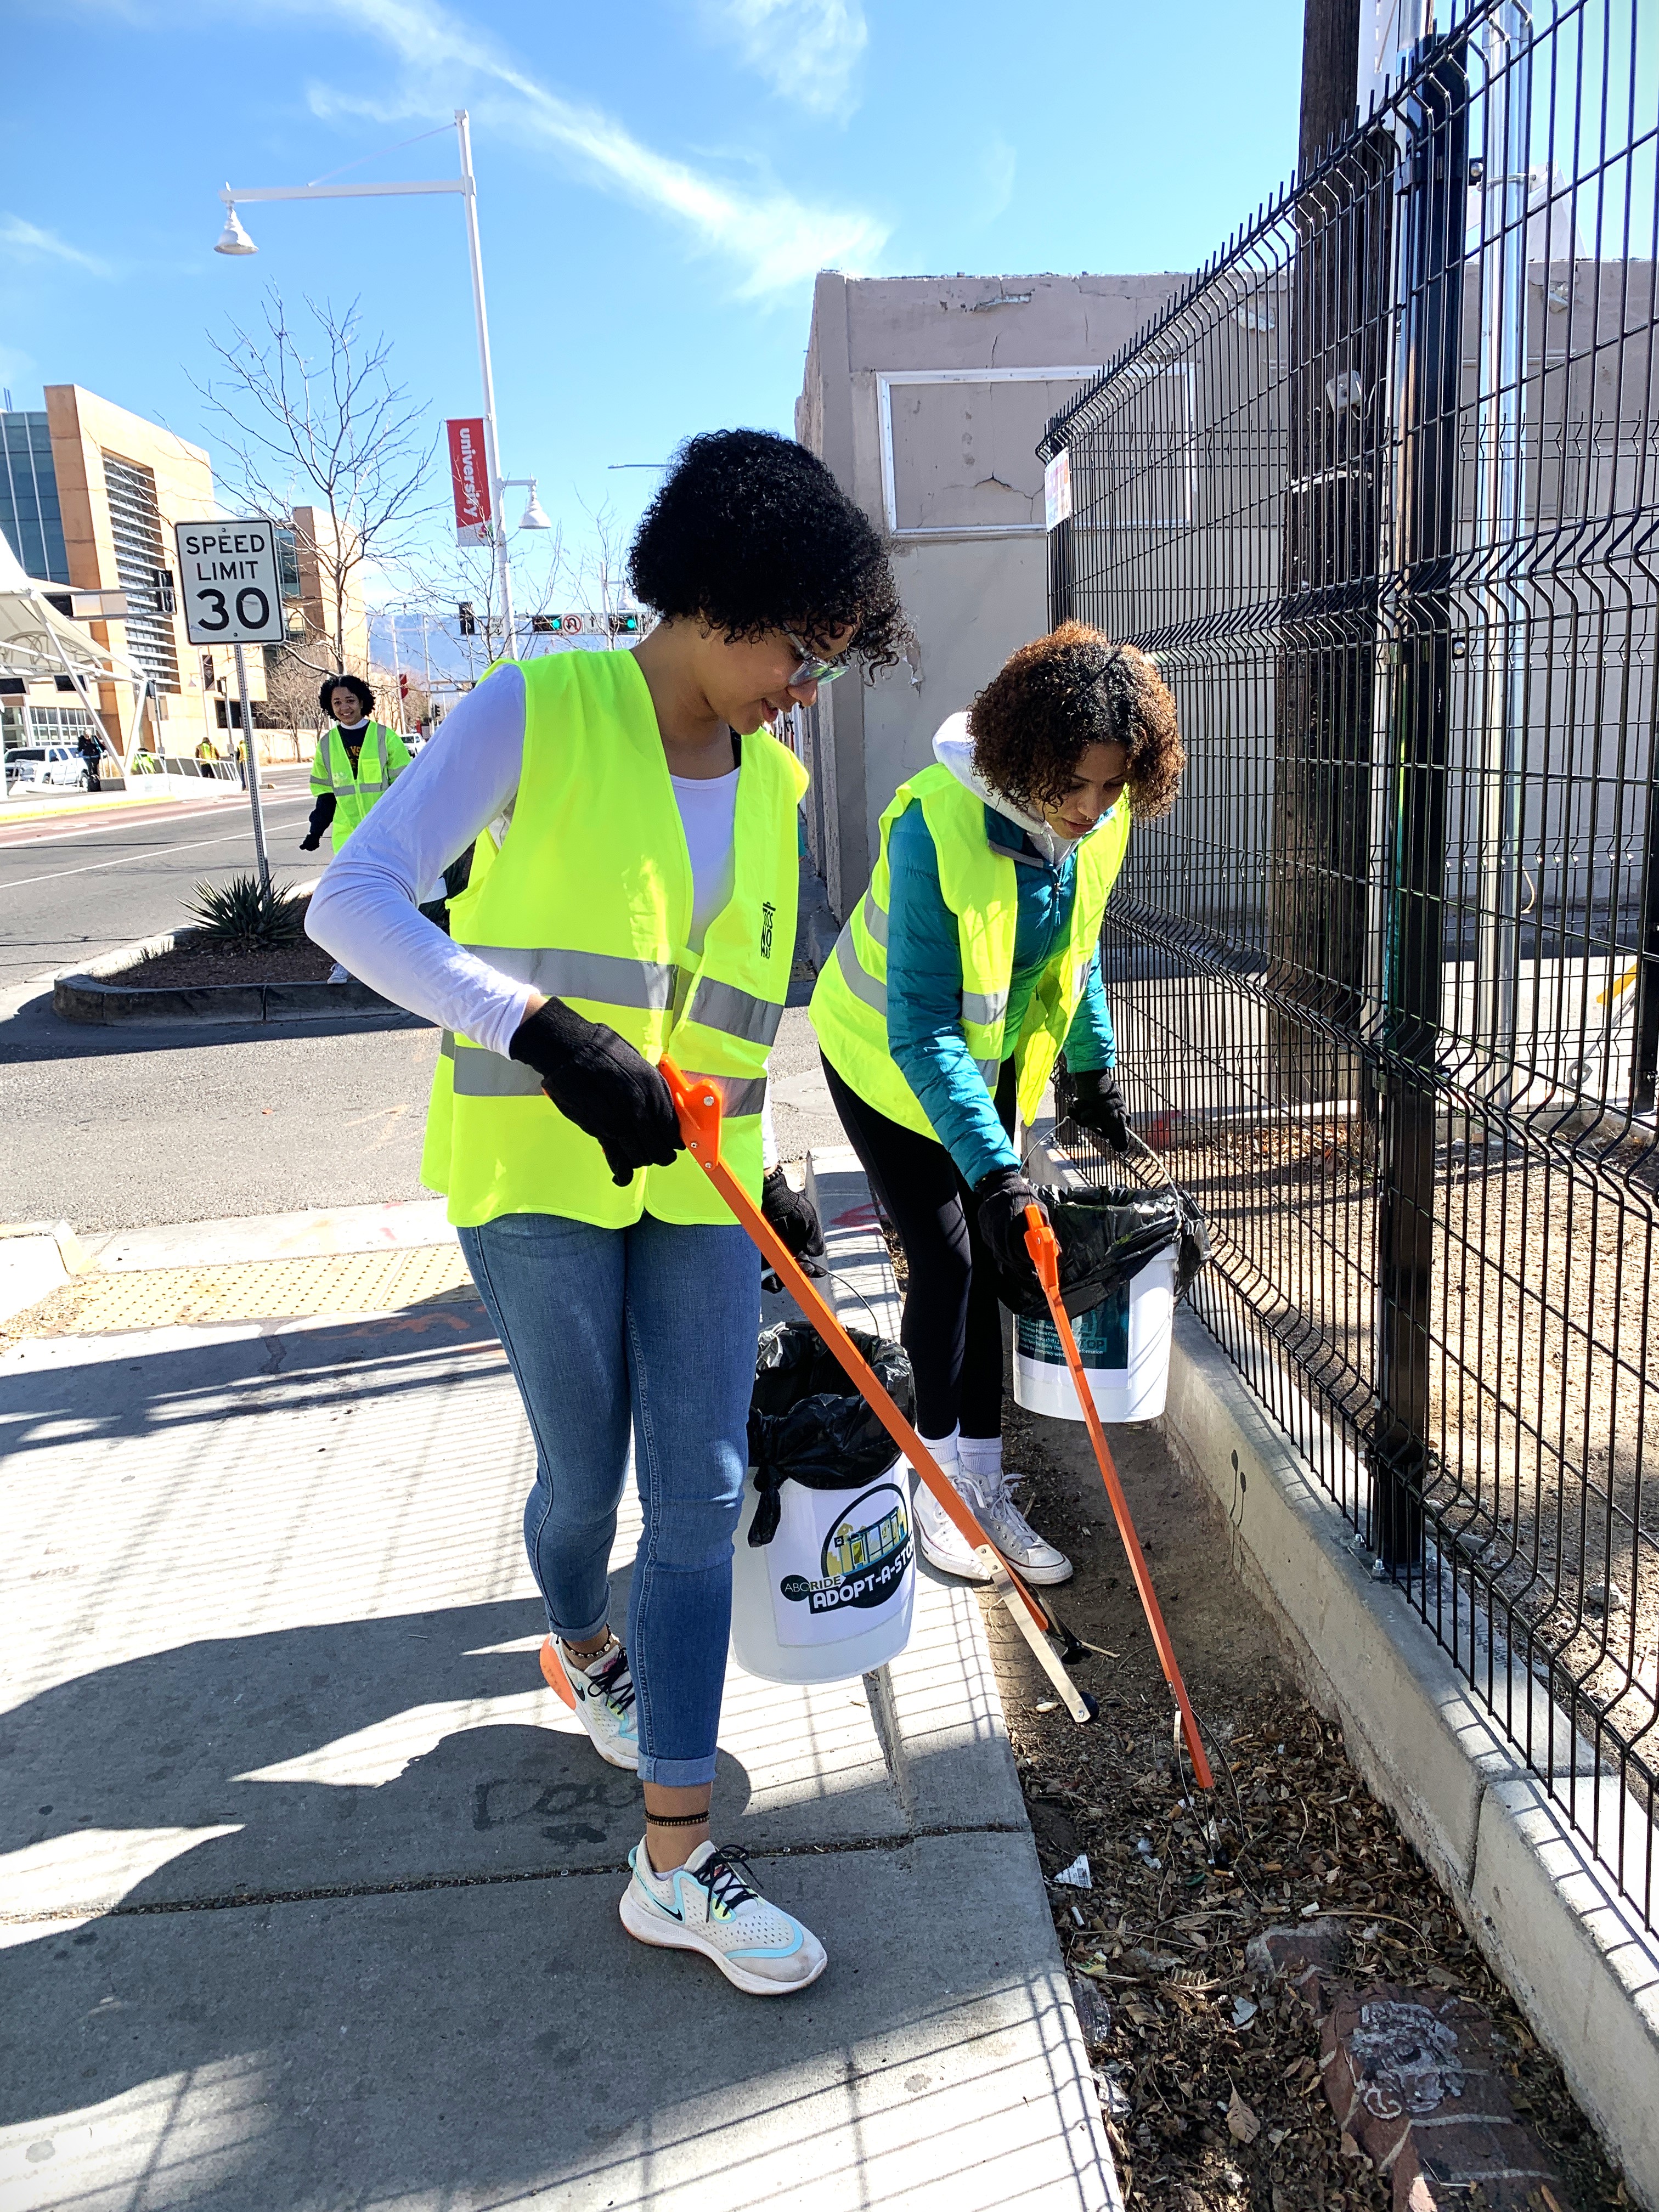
top-left (3, 0), bottom-right (1302, 617)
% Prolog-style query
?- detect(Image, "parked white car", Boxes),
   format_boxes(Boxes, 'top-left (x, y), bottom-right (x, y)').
top-left (4, 745), bottom-right (90, 791)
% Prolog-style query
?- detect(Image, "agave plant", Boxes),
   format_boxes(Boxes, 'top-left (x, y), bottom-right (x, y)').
top-left (183, 872), bottom-right (307, 955)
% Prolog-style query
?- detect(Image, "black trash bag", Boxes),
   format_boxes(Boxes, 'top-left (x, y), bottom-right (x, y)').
top-left (747, 1321), bottom-right (915, 1548)
top-left (996, 1184), bottom-right (1210, 1322)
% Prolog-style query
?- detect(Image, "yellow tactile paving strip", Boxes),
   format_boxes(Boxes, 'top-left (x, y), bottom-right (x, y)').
top-left (5, 1245), bottom-right (478, 1338)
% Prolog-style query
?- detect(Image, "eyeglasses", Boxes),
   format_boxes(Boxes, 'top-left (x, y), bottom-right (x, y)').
top-left (782, 627), bottom-right (855, 690)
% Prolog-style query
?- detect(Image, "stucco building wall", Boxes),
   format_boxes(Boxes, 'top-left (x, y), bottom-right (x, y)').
top-left (794, 269), bottom-right (1185, 917)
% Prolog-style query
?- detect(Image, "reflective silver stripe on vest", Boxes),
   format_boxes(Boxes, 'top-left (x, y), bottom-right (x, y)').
top-left (684, 975), bottom-right (783, 1047)
top-left (835, 926), bottom-right (888, 1018)
top-left (961, 986), bottom-right (1009, 1026)
top-left (682, 1071), bottom-right (766, 1119)
top-left (449, 1043), bottom-right (543, 1097)
top-left (469, 946), bottom-right (676, 1011)
top-left (975, 1056), bottom-right (1002, 1084)
top-left (444, 1035), bottom-right (764, 1118)
top-left (859, 888), bottom-right (889, 949)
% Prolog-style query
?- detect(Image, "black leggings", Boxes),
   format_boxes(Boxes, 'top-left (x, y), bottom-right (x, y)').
top-left (821, 1052), bottom-right (1014, 1441)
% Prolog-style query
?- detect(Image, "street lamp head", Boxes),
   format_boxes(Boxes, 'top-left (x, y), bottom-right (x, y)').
top-left (519, 486), bottom-right (552, 530)
top-left (215, 201), bottom-right (257, 256)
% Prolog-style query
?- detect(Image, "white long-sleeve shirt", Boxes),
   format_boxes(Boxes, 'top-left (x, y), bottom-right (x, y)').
top-left (305, 659), bottom-right (777, 1164)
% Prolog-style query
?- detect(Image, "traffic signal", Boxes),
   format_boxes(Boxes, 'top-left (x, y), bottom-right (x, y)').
top-left (609, 612), bottom-right (640, 635)
top-left (399, 672), bottom-right (409, 698)
top-left (530, 614), bottom-right (555, 634)
top-left (458, 602), bottom-right (477, 636)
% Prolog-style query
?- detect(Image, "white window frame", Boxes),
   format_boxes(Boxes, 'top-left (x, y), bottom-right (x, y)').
top-left (875, 367), bottom-right (1104, 540)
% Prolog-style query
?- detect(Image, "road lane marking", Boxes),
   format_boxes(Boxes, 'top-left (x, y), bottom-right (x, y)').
top-left (0, 791), bottom-right (312, 854)
top-left (0, 811), bottom-right (320, 893)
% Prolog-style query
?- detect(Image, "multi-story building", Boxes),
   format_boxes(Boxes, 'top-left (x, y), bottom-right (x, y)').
top-left (1, 386), bottom-right (368, 761)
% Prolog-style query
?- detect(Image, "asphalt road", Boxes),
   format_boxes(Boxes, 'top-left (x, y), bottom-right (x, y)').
top-left (0, 770), bottom-right (318, 991)
top-left (1, 774), bottom-right (437, 1232)
top-left (0, 783), bottom-right (839, 1234)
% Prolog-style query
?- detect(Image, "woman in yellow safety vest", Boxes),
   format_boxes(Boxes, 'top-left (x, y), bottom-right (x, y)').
top-left (307, 430), bottom-right (904, 1996)
top-left (301, 675), bottom-right (411, 852)
top-left (811, 627), bottom-right (1184, 1590)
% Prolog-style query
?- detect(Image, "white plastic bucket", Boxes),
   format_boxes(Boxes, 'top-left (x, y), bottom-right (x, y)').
top-left (729, 1460), bottom-right (916, 1686)
top-left (1012, 1246), bottom-right (1178, 1423)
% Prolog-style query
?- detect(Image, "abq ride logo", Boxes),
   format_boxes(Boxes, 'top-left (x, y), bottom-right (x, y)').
top-left (780, 1482), bottom-right (913, 1615)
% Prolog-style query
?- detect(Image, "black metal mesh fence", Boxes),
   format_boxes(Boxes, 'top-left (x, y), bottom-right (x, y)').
top-left (1040, 0), bottom-right (1658, 1923)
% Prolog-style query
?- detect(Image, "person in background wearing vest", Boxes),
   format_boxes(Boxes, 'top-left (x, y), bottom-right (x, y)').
top-left (300, 675), bottom-right (411, 854)
top-left (307, 430), bottom-right (905, 1997)
top-left (811, 627), bottom-right (1184, 1587)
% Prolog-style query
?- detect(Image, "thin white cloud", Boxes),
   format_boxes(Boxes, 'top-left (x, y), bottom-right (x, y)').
top-left (296, 0), bottom-right (886, 296)
top-left (981, 137), bottom-right (1017, 224)
top-left (0, 215), bottom-right (112, 278)
top-left (696, 0), bottom-right (868, 119)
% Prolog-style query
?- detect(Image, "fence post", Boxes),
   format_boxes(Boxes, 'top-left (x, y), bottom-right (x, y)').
top-left (1370, 40), bottom-right (1468, 1572)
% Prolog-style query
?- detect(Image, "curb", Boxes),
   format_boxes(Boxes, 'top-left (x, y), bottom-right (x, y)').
top-left (1028, 1125), bottom-right (1659, 2209)
top-left (0, 1220), bottom-right (94, 1327)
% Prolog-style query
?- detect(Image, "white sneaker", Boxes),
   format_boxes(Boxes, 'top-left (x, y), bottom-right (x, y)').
top-left (911, 1468), bottom-right (996, 1583)
top-left (328, 962), bottom-right (349, 984)
top-left (540, 1634), bottom-right (639, 1770)
top-left (619, 1838), bottom-right (828, 1997)
top-left (960, 1468), bottom-right (1074, 1585)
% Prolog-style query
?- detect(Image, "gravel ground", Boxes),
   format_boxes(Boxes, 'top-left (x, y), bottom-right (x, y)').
top-left (975, 1391), bottom-right (1629, 2212)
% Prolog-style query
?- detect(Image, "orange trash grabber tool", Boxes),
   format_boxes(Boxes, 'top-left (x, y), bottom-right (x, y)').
top-left (659, 1058), bottom-right (1099, 1725)
top-left (1022, 1205), bottom-right (1214, 1788)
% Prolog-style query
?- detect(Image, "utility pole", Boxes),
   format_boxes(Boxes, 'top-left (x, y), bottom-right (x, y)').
top-left (1299, 0), bottom-right (1362, 168)
top-left (387, 616), bottom-right (404, 735)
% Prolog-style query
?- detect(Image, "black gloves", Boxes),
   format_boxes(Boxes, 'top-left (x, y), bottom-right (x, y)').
top-left (974, 1166), bottom-right (1047, 1280)
top-left (509, 998), bottom-right (682, 1187)
top-left (300, 831), bottom-right (323, 852)
top-left (1070, 1069), bottom-right (1130, 1153)
top-left (761, 1169), bottom-right (823, 1257)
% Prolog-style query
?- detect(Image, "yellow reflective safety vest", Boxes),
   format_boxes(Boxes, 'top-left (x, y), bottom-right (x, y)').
top-left (810, 763), bottom-right (1130, 1139)
top-left (421, 652), bottom-right (808, 1231)
top-left (310, 721), bottom-right (412, 850)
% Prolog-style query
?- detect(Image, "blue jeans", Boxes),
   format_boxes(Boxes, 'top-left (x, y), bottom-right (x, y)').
top-left (459, 1210), bottom-right (760, 1788)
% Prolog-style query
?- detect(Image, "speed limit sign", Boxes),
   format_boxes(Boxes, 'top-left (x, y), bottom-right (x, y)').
top-left (172, 519), bottom-right (288, 646)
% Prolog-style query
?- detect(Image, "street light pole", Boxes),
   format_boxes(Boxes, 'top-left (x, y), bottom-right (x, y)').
top-left (453, 109), bottom-right (514, 653)
top-left (216, 108), bottom-right (520, 657)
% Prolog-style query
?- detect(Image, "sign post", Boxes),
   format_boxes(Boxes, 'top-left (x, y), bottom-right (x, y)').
top-left (173, 517), bottom-right (287, 896)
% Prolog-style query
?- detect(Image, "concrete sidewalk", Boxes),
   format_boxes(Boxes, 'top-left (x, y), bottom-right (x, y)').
top-left (0, 1176), bottom-right (1116, 2209)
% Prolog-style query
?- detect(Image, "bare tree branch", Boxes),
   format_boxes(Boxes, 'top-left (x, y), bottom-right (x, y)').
top-left (196, 289), bottom-right (439, 670)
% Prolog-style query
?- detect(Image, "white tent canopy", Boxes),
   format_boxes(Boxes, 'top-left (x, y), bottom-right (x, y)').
top-left (0, 531), bottom-right (159, 761)
top-left (0, 530), bottom-right (112, 682)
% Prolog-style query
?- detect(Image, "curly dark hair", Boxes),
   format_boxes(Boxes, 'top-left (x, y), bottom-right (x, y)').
top-left (319, 673), bottom-right (376, 718)
top-left (628, 428), bottom-right (907, 676)
top-left (968, 623), bottom-right (1184, 822)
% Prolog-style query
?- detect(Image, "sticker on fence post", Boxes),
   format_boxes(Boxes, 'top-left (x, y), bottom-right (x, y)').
top-left (1045, 449), bottom-right (1073, 531)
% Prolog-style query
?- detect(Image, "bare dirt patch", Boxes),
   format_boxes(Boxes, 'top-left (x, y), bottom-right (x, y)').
top-left (127, 896), bottom-right (331, 988)
top-left (984, 1396), bottom-right (1628, 2211)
